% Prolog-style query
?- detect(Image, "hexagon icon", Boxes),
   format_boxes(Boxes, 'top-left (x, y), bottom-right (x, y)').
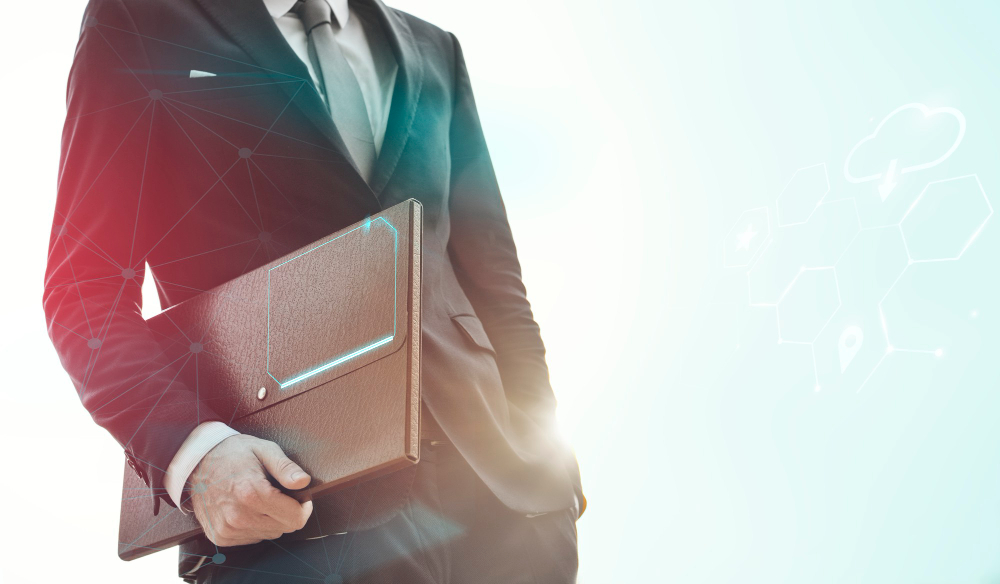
top-left (880, 259), bottom-right (979, 353)
top-left (900, 174), bottom-right (992, 261)
top-left (834, 226), bottom-right (909, 303)
top-left (776, 163), bottom-right (830, 227)
top-left (747, 200), bottom-right (858, 306)
top-left (776, 267), bottom-right (841, 343)
top-left (723, 206), bottom-right (770, 268)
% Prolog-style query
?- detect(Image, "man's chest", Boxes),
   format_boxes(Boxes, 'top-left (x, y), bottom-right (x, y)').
top-left (121, 29), bottom-right (453, 308)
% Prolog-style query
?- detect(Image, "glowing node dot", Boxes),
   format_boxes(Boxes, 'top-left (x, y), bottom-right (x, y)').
top-left (54, 224), bottom-right (66, 237)
top-left (258, 231), bottom-right (272, 243)
top-left (149, 89), bottom-right (162, 100)
top-left (907, 258), bottom-right (915, 265)
top-left (121, 268), bottom-right (136, 280)
top-left (324, 575), bottom-right (344, 584)
top-left (934, 348), bottom-right (944, 357)
top-left (87, 338), bottom-right (102, 350)
top-left (85, 16), bottom-right (98, 27)
top-left (971, 309), bottom-right (979, 319)
top-left (239, 147), bottom-right (253, 159)
top-left (886, 345), bottom-right (895, 354)
top-left (814, 384), bottom-right (821, 392)
top-left (189, 342), bottom-right (203, 354)
top-left (193, 482), bottom-right (207, 494)
top-left (212, 553), bottom-right (226, 565)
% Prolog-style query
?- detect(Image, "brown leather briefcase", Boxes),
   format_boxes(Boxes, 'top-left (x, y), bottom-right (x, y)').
top-left (118, 198), bottom-right (422, 560)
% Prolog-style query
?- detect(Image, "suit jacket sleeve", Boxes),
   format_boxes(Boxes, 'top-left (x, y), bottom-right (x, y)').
top-left (42, 0), bottom-right (224, 508)
top-left (444, 34), bottom-right (583, 504)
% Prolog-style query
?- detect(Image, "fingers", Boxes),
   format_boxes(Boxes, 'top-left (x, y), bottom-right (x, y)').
top-left (265, 500), bottom-right (313, 534)
top-left (215, 537), bottom-right (264, 548)
top-left (223, 475), bottom-right (311, 533)
top-left (202, 513), bottom-right (279, 548)
top-left (251, 440), bottom-right (311, 491)
top-left (252, 480), bottom-right (314, 531)
top-left (207, 502), bottom-right (309, 547)
top-left (192, 437), bottom-right (314, 547)
top-left (201, 498), bottom-right (289, 546)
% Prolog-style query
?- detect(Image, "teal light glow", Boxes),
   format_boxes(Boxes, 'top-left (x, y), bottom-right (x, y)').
top-left (266, 216), bottom-right (399, 389)
top-left (277, 335), bottom-right (394, 389)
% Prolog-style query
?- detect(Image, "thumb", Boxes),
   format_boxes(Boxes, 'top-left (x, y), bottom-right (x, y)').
top-left (252, 440), bottom-right (311, 490)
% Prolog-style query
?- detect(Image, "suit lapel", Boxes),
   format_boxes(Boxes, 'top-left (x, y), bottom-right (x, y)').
top-left (365, 0), bottom-right (424, 198)
top-left (193, 0), bottom-right (378, 209)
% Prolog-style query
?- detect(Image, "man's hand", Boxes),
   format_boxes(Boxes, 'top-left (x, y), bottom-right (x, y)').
top-left (188, 434), bottom-right (313, 547)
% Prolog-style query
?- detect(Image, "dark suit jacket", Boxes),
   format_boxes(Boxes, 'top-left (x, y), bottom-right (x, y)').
top-left (43, 0), bottom-right (581, 567)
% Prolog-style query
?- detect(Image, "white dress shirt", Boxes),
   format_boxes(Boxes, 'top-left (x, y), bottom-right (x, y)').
top-left (163, 0), bottom-right (398, 511)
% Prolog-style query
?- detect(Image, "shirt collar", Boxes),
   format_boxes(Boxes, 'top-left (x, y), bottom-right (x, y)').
top-left (263, 0), bottom-right (350, 27)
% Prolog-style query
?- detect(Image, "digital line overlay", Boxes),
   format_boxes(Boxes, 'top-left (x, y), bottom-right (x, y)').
top-left (266, 216), bottom-right (399, 389)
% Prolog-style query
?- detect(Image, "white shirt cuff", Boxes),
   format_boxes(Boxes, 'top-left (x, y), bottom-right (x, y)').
top-left (164, 421), bottom-right (240, 512)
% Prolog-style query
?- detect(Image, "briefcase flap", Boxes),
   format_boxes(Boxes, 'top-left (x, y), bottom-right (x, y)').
top-left (118, 199), bottom-right (422, 562)
top-left (147, 202), bottom-right (414, 420)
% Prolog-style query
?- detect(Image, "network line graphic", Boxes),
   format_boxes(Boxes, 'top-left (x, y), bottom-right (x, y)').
top-left (723, 105), bottom-right (990, 394)
top-left (266, 216), bottom-right (399, 389)
top-left (42, 6), bottom-right (446, 580)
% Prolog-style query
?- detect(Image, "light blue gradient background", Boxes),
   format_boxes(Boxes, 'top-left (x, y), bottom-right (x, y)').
top-left (453, 1), bottom-right (1000, 581)
top-left (3, 1), bottom-right (999, 582)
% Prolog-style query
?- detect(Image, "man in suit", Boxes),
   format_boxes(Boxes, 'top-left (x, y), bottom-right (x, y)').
top-left (43, 0), bottom-right (583, 582)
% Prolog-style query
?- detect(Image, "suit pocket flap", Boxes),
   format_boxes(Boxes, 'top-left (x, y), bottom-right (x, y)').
top-left (450, 314), bottom-right (496, 355)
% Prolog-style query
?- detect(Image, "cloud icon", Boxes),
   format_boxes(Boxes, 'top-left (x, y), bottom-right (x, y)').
top-left (843, 103), bottom-right (966, 199)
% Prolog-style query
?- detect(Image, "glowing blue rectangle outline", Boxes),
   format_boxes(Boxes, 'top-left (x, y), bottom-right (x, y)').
top-left (266, 216), bottom-right (399, 389)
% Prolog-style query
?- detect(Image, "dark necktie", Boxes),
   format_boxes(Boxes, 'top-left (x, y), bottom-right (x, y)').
top-left (294, 0), bottom-right (377, 181)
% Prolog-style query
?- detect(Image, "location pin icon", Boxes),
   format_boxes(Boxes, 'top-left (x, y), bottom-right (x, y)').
top-left (839, 325), bottom-right (864, 372)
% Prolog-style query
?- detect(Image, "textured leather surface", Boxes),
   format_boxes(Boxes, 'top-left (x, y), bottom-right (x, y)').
top-left (118, 199), bottom-right (421, 560)
top-left (266, 216), bottom-right (399, 390)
